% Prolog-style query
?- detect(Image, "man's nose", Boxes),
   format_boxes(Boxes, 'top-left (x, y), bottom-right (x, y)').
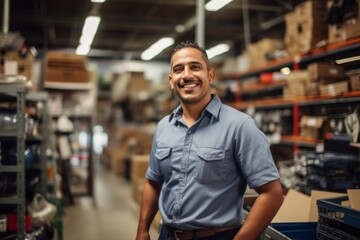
top-left (182, 66), bottom-right (193, 78)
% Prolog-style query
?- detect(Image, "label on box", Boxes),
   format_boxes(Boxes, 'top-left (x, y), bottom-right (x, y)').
top-left (328, 85), bottom-right (335, 95)
top-left (4, 60), bottom-right (18, 75)
top-left (329, 69), bottom-right (339, 75)
top-left (307, 118), bottom-right (317, 127)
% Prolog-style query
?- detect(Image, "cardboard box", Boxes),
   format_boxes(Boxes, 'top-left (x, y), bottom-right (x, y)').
top-left (246, 38), bottom-right (284, 68)
top-left (328, 25), bottom-right (347, 44)
top-left (307, 62), bottom-right (345, 80)
top-left (319, 80), bottom-right (349, 96)
top-left (349, 72), bottom-right (360, 90)
top-left (128, 72), bottom-right (151, 98)
top-left (296, 0), bottom-right (327, 23)
top-left (1, 50), bottom-right (35, 79)
top-left (44, 68), bottom-right (91, 83)
top-left (46, 51), bottom-right (87, 70)
top-left (272, 189), bottom-right (346, 223)
top-left (110, 146), bottom-right (128, 175)
top-left (295, 1), bottom-right (328, 53)
top-left (300, 116), bottom-right (327, 140)
top-left (131, 154), bottom-right (150, 203)
top-left (327, 0), bottom-right (360, 43)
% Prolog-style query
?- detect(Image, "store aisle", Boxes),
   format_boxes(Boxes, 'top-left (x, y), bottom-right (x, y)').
top-left (62, 162), bottom-right (159, 240)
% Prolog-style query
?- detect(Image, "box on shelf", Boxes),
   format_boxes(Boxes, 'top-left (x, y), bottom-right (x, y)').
top-left (44, 68), bottom-right (91, 83)
top-left (307, 62), bottom-right (345, 80)
top-left (246, 38), bottom-right (285, 69)
top-left (284, 0), bottom-right (328, 54)
top-left (319, 80), bottom-right (349, 96)
top-left (284, 11), bottom-right (299, 55)
top-left (1, 50), bottom-right (35, 79)
top-left (284, 70), bottom-right (317, 98)
top-left (46, 51), bottom-right (87, 70)
top-left (327, 0), bottom-right (360, 44)
top-left (300, 116), bottom-right (328, 140)
top-left (43, 51), bottom-right (92, 84)
top-left (349, 72), bottom-right (360, 91)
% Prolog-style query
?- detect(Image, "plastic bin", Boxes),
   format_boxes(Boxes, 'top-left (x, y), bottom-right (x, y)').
top-left (317, 196), bottom-right (360, 239)
top-left (259, 222), bottom-right (317, 240)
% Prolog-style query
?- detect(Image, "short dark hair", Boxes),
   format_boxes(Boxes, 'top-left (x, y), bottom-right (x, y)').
top-left (171, 40), bottom-right (210, 68)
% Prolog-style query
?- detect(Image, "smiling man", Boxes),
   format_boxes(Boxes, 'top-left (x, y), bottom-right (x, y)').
top-left (136, 40), bottom-right (283, 240)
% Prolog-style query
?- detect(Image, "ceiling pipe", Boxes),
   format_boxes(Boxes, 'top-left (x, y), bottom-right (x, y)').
top-left (2, 0), bottom-right (9, 33)
top-left (196, 0), bottom-right (205, 47)
top-left (242, 0), bottom-right (251, 46)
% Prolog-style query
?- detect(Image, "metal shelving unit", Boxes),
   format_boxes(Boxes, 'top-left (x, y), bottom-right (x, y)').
top-left (0, 83), bottom-right (27, 240)
top-left (26, 91), bottom-right (49, 197)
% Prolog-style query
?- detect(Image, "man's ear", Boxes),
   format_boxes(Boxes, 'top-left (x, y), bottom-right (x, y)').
top-left (209, 68), bottom-right (216, 83)
top-left (169, 75), bottom-right (174, 89)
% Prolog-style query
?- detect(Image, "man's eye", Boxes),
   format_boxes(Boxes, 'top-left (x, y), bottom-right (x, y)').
top-left (174, 68), bottom-right (182, 73)
top-left (192, 65), bottom-right (200, 70)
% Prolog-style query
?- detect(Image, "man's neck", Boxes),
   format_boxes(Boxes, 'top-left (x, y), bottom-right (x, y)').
top-left (181, 95), bottom-right (212, 127)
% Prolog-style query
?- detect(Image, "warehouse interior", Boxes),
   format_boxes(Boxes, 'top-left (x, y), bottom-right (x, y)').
top-left (1, 0), bottom-right (360, 239)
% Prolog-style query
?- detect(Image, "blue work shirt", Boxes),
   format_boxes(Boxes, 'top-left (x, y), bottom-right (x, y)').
top-left (146, 94), bottom-right (280, 230)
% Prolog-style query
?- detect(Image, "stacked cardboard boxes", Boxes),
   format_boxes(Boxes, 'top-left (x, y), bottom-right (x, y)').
top-left (328, 0), bottom-right (360, 44)
top-left (246, 38), bottom-right (285, 69)
top-left (285, 1), bottom-right (328, 54)
top-left (283, 70), bottom-right (310, 98)
top-left (0, 50), bottom-right (35, 80)
top-left (300, 116), bottom-right (328, 140)
top-left (44, 51), bottom-right (91, 83)
top-left (307, 62), bottom-right (349, 96)
top-left (349, 72), bottom-right (360, 91)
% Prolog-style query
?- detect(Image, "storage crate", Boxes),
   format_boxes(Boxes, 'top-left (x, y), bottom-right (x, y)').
top-left (244, 209), bottom-right (317, 240)
top-left (260, 222), bottom-right (317, 240)
top-left (317, 196), bottom-right (360, 239)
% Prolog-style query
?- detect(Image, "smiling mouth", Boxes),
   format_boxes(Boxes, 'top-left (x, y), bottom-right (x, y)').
top-left (179, 80), bottom-right (200, 89)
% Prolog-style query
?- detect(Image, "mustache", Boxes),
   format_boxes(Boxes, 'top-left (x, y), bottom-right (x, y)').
top-left (177, 79), bottom-right (200, 87)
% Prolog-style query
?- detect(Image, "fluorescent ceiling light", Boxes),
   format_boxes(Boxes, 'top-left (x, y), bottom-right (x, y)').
top-left (206, 43), bottom-right (230, 59)
top-left (141, 37), bottom-right (174, 61)
top-left (80, 16), bottom-right (101, 46)
top-left (205, 0), bottom-right (233, 11)
top-left (91, 0), bottom-right (105, 2)
top-left (335, 56), bottom-right (360, 64)
top-left (76, 44), bottom-right (90, 55)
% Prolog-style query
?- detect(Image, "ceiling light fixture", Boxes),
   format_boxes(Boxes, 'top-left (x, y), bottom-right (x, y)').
top-left (76, 16), bottom-right (101, 55)
top-left (205, 0), bottom-right (233, 11)
top-left (91, 0), bottom-right (106, 3)
top-left (76, 44), bottom-right (90, 55)
top-left (141, 37), bottom-right (175, 61)
top-left (206, 43), bottom-right (230, 59)
top-left (335, 56), bottom-right (360, 64)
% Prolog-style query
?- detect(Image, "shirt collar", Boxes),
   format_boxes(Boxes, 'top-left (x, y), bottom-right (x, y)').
top-left (169, 94), bottom-right (222, 123)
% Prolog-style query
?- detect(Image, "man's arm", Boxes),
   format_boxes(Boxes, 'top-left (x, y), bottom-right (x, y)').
top-left (234, 179), bottom-right (284, 240)
top-left (136, 179), bottom-right (162, 240)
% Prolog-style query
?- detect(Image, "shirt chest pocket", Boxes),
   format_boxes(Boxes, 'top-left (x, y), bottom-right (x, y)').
top-left (195, 148), bottom-right (225, 185)
top-left (155, 147), bottom-right (172, 181)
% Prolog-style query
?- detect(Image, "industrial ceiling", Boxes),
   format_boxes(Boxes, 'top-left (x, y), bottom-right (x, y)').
top-left (7, 0), bottom-right (305, 61)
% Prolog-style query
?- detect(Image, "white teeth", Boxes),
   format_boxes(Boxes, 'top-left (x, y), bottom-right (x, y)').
top-left (184, 84), bottom-right (197, 88)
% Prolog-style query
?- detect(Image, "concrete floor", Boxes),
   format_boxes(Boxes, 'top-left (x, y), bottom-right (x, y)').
top-left (62, 164), bottom-right (159, 240)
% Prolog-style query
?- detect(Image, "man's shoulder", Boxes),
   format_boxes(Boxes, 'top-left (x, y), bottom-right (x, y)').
top-left (220, 103), bottom-right (250, 119)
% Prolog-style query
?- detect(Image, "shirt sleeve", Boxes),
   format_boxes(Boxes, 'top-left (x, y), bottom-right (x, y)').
top-left (145, 126), bottom-right (164, 182)
top-left (235, 116), bottom-right (280, 189)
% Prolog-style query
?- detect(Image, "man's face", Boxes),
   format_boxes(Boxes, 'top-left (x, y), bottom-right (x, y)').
top-left (169, 47), bottom-right (215, 104)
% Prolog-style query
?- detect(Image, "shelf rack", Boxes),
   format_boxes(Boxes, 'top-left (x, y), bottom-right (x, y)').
top-left (0, 84), bottom-right (27, 240)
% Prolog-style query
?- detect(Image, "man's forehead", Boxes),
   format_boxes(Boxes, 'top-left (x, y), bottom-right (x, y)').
top-left (171, 48), bottom-right (204, 65)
